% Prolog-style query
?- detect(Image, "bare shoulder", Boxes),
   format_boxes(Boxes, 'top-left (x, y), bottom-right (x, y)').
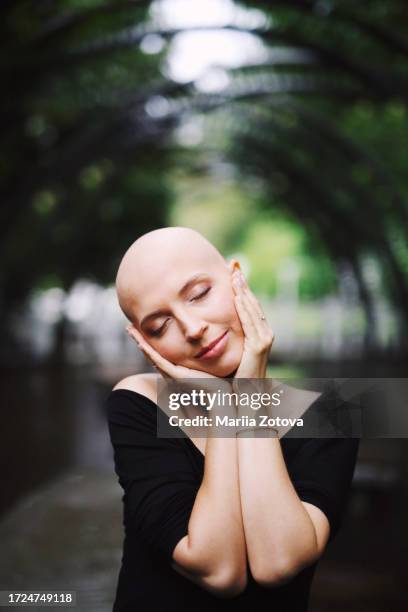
top-left (112, 373), bottom-right (159, 404)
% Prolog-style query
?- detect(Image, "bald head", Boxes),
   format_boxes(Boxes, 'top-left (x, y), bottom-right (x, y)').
top-left (116, 227), bottom-right (227, 323)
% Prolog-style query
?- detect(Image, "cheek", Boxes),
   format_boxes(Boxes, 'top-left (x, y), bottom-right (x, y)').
top-left (214, 286), bottom-right (239, 322)
top-left (146, 329), bottom-right (184, 363)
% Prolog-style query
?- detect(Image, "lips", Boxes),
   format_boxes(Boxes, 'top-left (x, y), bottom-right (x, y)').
top-left (195, 331), bottom-right (228, 358)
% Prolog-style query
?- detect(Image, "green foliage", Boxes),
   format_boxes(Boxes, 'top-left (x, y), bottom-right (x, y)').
top-left (2, 0), bottom-right (408, 347)
top-left (239, 216), bottom-right (337, 300)
top-left (169, 173), bottom-right (259, 254)
top-left (170, 172), bottom-right (336, 300)
top-left (0, 0), bottom-right (172, 306)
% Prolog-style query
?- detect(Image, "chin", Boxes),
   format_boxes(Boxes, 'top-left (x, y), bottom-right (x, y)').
top-left (212, 363), bottom-right (239, 378)
top-left (197, 353), bottom-right (242, 379)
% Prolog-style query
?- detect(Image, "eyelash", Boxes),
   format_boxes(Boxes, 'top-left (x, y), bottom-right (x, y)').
top-left (150, 286), bottom-right (211, 337)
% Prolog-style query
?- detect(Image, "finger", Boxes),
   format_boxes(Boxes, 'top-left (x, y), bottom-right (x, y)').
top-left (245, 288), bottom-right (266, 321)
top-left (234, 293), bottom-right (257, 339)
top-left (242, 289), bottom-right (268, 336)
top-left (126, 326), bottom-right (152, 357)
top-left (232, 271), bottom-right (266, 334)
top-left (139, 343), bottom-right (177, 378)
top-left (243, 294), bottom-right (274, 347)
top-left (238, 290), bottom-right (265, 337)
top-left (127, 325), bottom-right (156, 354)
top-left (125, 324), bottom-right (143, 344)
top-left (232, 272), bottom-right (255, 325)
top-left (157, 367), bottom-right (172, 379)
top-left (241, 290), bottom-right (275, 346)
top-left (231, 270), bottom-right (245, 295)
top-left (235, 271), bottom-right (266, 320)
top-left (156, 369), bottom-right (172, 381)
top-left (127, 326), bottom-right (178, 377)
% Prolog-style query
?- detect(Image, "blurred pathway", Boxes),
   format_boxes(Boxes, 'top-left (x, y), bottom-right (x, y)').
top-left (0, 469), bottom-right (122, 612)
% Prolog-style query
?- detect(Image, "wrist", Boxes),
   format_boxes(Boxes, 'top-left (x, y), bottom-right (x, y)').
top-left (235, 426), bottom-right (279, 438)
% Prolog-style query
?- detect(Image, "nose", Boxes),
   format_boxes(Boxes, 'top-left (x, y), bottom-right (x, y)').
top-left (180, 315), bottom-right (208, 342)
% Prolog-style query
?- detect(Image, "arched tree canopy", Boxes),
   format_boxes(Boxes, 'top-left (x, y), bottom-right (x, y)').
top-left (1, 0), bottom-right (408, 344)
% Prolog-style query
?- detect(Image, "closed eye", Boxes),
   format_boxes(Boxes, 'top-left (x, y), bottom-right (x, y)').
top-left (149, 287), bottom-right (211, 336)
top-left (149, 322), bottom-right (168, 337)
top-left (190, 286), bottom-right (211, 301)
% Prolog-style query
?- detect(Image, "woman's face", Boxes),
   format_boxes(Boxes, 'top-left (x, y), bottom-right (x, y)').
top-left (132, 257), bottom-right (244, 377)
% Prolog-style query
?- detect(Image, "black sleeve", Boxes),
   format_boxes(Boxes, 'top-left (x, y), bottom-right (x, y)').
top-left (107, 389), bottom-right (200, 564)
top-left (289, 437), bottom-right (359, 542)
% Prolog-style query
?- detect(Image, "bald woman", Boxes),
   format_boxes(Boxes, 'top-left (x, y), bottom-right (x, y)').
top-left (107, 226), bottom-right (359, 612)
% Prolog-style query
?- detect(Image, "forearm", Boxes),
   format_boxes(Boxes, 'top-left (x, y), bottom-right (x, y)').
top-left (237, 436), bottom-right (318, 585)
top-left (173, 434), bottom-right (247, 591)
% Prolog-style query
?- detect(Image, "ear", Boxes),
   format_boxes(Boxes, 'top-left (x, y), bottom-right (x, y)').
top-left (227, 258), bottom-right (241, 274)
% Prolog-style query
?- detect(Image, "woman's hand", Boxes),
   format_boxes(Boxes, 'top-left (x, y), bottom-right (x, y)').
top-left (126, 325), bottom-right (234, 424)
top-left (126, 327), bottom-right (232, 399)
top-left (126, 325), bottom-right (219, 381)
top-left (232, 268), bottom-right (274, 379)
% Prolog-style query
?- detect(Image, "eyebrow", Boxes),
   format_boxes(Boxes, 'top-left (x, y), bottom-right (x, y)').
top-left (140, 273), bottom-right (208, 328)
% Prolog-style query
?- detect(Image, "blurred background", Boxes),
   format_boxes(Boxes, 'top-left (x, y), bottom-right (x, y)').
top-left (1, 1), bottom-right (407, 610)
